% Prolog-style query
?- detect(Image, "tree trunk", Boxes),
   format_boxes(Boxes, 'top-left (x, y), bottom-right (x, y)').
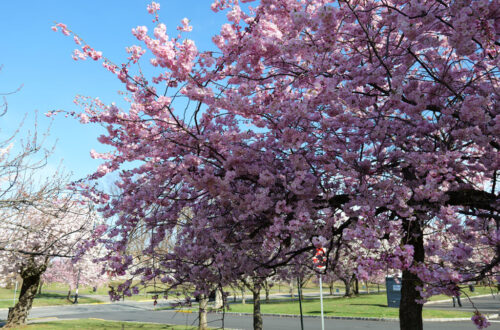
top-left (241, 287), bottom-right (246, 304)
top-left (252, 285), bottom-right (262, 330)
top-left (213, 288), bottom-right (223, 309)
top-left (264, 281), bottom-right (270, 303)
top-left (329, 281), bottom-right (334, 295)
top-left (343, 279), bottom-right (353, 297)
top-left (399, 218), bottom-right (425, 330)
top-left (198, 294), bottom-right (208, 330)
top-left (354, 277), bottom-right (359, 295)
top-left (289, 280), bottom-right (294, 299)
top-left (67, 289), bottom-right (72, 301)
top-left (5, 264), bottom-right (44, 328)
top-left (37, 280), bottom-right (43, 295)
top-left (222, 290), bottom-right (229, 311)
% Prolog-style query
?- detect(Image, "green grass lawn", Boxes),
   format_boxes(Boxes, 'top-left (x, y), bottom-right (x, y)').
top-left (229, 281), bottom-right (383, 297)
top-left (39, 282), bottom-right (120, 296)
top-left (39, 281), bottom-right (150, 295)
top-left (4, 281), bottom-right (495, 312)
top-left (0, 282), bottom-right (157, 304)
top-left (221, 293), bottom-right (471, 319)
top-left (7, 318), bottom-right (198, 329)
top-left (0, 289), bottom-right (102, 308)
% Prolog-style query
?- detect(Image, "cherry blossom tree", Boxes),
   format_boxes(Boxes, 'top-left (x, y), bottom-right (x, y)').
top-left (326, 248), bottom-right (358, 297)
top-left (54, 1), bottom-right (499, 329)
top-left (0, 78), bottom-right (100, 327)
top-left (0, 114), bottom-right (54, 214)
top-left (0, 197), bottom-right (95, 328)
top-left (43, 253), bottom-right (108, 301)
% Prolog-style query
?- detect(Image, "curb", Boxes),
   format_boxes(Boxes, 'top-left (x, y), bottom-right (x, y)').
top-left (26, 317), bottom-right (240, 329)
top-left (425, 294), bottom-right (499, 305)
top-left (208, 311), bottom-right (398, 322)
top-left (28, 316), bottom-right (59, 323)
top-left (0, 301), bottom-right (109, 312)
top-left (207, 311), bottom-right (499, 322)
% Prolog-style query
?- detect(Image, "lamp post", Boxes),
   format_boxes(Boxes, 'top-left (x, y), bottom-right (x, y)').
top-left (297, 277), bottom-right (304, 330)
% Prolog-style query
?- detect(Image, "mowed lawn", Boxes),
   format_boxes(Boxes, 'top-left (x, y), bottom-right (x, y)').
top-left (224, 293), bottom-right (471, 319)
top-left (6, 318), bottom-right (198, 329)
top-left (0, 288), bottom-right (101, 308)
top-left (41, 282), bottom-right (167, 302)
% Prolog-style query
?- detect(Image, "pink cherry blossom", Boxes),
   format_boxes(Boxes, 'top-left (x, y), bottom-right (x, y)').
top-left (53, 1), bottom-right (500, 328)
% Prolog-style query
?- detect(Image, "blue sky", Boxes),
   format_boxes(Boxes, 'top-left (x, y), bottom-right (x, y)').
top-left (0, 0), bottom-right (225, 181)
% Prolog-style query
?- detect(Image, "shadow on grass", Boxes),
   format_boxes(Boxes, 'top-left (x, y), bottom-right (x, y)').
top-left (35, 293), bottom-right (68, 299)
top-left (349, 303), bottom-right (387, 307)
top-left (307, 310), bottom-right (334, 315)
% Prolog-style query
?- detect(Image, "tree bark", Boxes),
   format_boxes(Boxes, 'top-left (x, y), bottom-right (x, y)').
top-left (198, 294), bottom-right (208, 330)
top-left (241, 287), bottom-right (246, 304)
top-left (37, 280), bottom-right (43, 295)
top-left (213, 288), bottom-right (223, 309)
top-left (343, 278), bottom-right (353, 297)
top-left (329, 281), bottom-right (334, 295)
top-left (5, 262), bottom-right (45, 328)
top-left (264, 280), bottom-right (270, 303)
top-left (399, 218), bottom-right (425, 330)
top-left (67, 289), bottom-right (72, 301)
top-left (222, 289), bottom-right (229, 311)
top-left (289, 280), bottom-right (294, 298)
top-left (252, 285), bottom-right (262, 330)
top-left (354, 277), bottom-right (359, 295)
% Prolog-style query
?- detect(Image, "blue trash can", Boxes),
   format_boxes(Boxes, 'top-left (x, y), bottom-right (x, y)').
top-left (385, 276), bottom-right (402, 308)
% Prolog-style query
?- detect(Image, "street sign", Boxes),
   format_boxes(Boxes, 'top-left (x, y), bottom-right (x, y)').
top-left (313, 247), bottom-right (326, 270)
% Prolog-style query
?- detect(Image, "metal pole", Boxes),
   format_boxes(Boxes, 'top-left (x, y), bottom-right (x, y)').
top-left (13, 281), bottom-right (18, 306)
top-left (297, 277), bottom-right (304, 330)
top-left (319, 275), bottom-right (325, 330)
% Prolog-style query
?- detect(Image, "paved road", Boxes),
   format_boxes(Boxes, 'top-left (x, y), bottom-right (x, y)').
top-left (1, 295), bottom-right (499, 329)
top-left (426, 294), bottom-right (500, 315)
top-left (0, 305), bottom-right (486, 330)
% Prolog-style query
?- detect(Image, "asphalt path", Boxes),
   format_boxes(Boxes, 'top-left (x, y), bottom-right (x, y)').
top-left (1, 295), bottom-right (499, 329)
